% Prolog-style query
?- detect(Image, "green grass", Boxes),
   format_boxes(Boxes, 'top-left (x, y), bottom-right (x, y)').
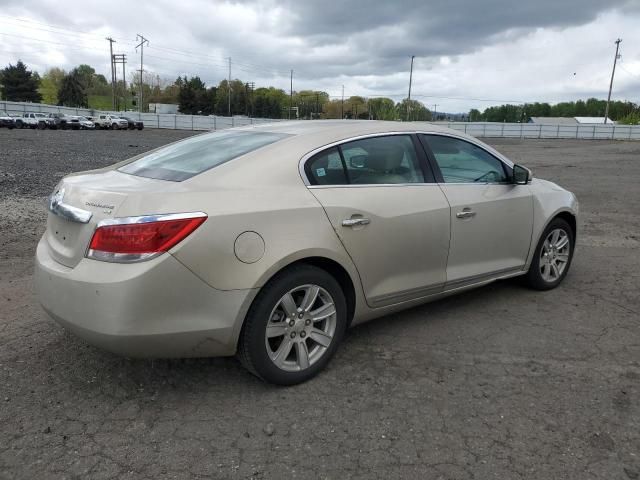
top-left (88, 95), bottom-right (112, 111)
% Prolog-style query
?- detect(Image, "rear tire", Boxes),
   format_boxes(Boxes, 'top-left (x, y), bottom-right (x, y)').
top-left (525, 218), bottom-right (574, 290)
top-left (238, 265), bottom-right (347, 385)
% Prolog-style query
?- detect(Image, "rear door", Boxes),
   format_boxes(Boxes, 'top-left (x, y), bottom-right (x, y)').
top-left (419, 134), bottom-right (533, 286)
top-left (305, 134), bottom-right (451, 308)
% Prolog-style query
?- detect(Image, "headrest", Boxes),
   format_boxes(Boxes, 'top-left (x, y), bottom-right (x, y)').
top-left (365, 143), bottom-right (405, 172)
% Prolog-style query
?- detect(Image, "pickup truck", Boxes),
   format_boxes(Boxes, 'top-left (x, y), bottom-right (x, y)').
top-left (122, 116), bottom-right (144, 130)
top-left (0, 110), bottom-right (15, 129)
top-left (92, 114), bottom-right (129, 130)
top-left (15, 112), bottom-right (48, 129)
top-left (46, 113), bottom-right (77, 130)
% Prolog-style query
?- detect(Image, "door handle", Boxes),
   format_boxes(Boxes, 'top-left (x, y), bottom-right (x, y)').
top-left (456, 209), bottom-right (476, 219)
top-left (342, 217), bottom-right (371, 227)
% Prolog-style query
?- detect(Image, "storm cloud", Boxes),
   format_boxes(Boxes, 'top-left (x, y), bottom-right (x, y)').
top-left (1, 0), bottom-right (639, 111)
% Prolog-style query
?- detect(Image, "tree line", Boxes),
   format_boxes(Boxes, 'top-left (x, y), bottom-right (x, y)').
top-left (0, 60), bottom-right (433, 120)
top-left (469, 99), bottom-right (639, 125)
top-left (1, 60), bottom-right (637, 124)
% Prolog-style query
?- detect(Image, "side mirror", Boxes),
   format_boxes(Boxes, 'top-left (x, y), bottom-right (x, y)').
top-left (513, 164), bottom-right (531, 185)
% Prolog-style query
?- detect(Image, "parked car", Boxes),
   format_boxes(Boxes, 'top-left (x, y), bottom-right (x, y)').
top-left (16, 112), bottom-right (48, 129)
top-left (92, 114), bottom-right (112, 129)
top-left (35, 121), bottom-right (578, 385)
top-left (109, 116), bottom-right (131, 130)
top-left (46, 113), bottom-right (74, 130)
top-left (74, 116), bottom-right (96, 130)
top-left (0, 110), bottom-right (15, 129)
top-left (122, 116), bottom-right (144, 130)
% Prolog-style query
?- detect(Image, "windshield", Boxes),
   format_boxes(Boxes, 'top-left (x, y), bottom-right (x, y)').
top-left (119, 130), bottom-right (291, 181)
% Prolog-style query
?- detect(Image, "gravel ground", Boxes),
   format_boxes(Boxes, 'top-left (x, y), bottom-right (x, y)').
top-left (0, 128), bottom-right (639, 479)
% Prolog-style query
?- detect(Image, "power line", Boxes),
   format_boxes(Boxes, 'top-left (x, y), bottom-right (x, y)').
top-left (0, 18), bottom-right (292, 77)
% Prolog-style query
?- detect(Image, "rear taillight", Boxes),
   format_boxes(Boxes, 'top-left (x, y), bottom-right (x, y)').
top-left (87, 212), bottom-right (207, 263)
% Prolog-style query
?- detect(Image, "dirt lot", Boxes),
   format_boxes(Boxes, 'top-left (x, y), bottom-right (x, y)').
top-left (0, 128), bottom-right (639, 480)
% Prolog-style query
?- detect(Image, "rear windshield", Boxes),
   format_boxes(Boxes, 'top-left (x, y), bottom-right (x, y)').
top-left (119, 130), bottom-right (290, 181)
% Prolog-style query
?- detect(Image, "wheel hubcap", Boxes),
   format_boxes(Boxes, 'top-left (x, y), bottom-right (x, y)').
top-left (540, 228), bottom-right (570, 282)
top-left (265, 284), bottom-right (337, 372)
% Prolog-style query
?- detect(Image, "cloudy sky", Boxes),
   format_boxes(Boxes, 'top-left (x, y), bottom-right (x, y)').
top-left (1, 0), bottom-right (639, 112)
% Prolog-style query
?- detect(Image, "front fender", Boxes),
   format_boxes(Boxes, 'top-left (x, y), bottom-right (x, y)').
top-left (525, 179), bottom-right (579, 268)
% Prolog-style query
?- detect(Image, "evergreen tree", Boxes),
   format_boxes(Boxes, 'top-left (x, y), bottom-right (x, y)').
top-left (0, 60), bottom-right (42, 102)
top-left (57, 69), bottom-right (88, 107)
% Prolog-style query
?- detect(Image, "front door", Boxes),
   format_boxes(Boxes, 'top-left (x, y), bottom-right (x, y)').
top-left (420, 134), bottom-right (534, 286)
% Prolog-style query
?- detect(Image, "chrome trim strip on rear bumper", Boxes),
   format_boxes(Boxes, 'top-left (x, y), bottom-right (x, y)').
top-left (48, 188), bottom-right (93, 224)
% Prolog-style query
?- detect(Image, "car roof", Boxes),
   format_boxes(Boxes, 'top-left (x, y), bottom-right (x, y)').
top-left (232, 120), bottom-right (455, 142)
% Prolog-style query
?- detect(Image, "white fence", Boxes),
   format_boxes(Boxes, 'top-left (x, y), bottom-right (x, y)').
top-left (2, 101), bottom-right (640, 139)
top-left (444, 121), bottom-right (640, 141)
top-left (0, 100), bottom-right (283, 131)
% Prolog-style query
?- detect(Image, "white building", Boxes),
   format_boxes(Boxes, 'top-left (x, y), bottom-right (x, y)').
top-left (528, 116), bottom-right (615, 125)
top-left (148, 103), bottom-right (179, 114)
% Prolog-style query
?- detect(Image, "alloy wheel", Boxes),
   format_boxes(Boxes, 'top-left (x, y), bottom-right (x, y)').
top-left (265, 284), bottom-right (337, 372)
top-left (540, 228), bottom-right (571, 282)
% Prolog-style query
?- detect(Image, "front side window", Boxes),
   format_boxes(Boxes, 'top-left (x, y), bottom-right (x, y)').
top-left (120, 130), bottom-right (290, 181)
top-left (423, 135), bottom-right (509, 184)
top-left (341, 135), bottom-right (424, 184)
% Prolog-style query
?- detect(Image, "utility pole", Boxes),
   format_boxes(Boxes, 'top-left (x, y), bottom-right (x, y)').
top-left (289, 70), bottom-right (293, 120)
top-left (112, 54), bottom-right (127, 111)
top-left (227, 57), bottom-right (232, 116)
top-left (604, 38), bottom-right (622, 124)
top-left (341, 85), bottom-right (344, 119)
top-left (433, 104), bottom-right (439, 121)
top-left (106, 37), bottom-right (116, 110)
top-left (135, 34), bottom-right (149, 113)
top-left (407, 55), bottom-right (415, 121)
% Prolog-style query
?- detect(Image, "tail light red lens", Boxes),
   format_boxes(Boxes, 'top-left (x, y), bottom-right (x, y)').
top-left (87, 213), bottom-right (207, 263)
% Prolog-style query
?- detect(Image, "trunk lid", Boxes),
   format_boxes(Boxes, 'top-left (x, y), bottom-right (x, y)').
top-left (45, 170), bottom-right (170, 268)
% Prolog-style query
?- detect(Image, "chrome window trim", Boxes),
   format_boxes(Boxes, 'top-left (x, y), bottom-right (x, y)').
top-left (308, 183), bottom-right (442, 189)
top-left (86, 211), bottom-right (207, 263)
top-left (435, 182), bottom-right (516, 186)
top-left (298, 130), bottom-right (515, 187)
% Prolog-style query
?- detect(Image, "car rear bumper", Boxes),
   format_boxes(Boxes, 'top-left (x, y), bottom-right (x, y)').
top-left (35, 236), bottom-right (257, 358)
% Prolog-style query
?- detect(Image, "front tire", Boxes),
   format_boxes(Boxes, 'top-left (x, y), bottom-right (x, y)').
top-left (238, 265), bottom-right (347, 385)
top-left (525, 218), bottom-right (574, 290)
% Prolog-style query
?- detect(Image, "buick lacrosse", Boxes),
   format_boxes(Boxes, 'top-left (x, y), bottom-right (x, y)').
top-left (36, 121), bottom-right (578, 384)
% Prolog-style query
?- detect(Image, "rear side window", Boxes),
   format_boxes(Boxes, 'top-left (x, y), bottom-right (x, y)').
top-left (304, 135), bottom-right (427, 186)
top-left (341, 135), bottom-right (424, 184)
top-left (305, 147), bottom-right (348, 185)
top-left (120, 130), bottom-right (290, 181)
